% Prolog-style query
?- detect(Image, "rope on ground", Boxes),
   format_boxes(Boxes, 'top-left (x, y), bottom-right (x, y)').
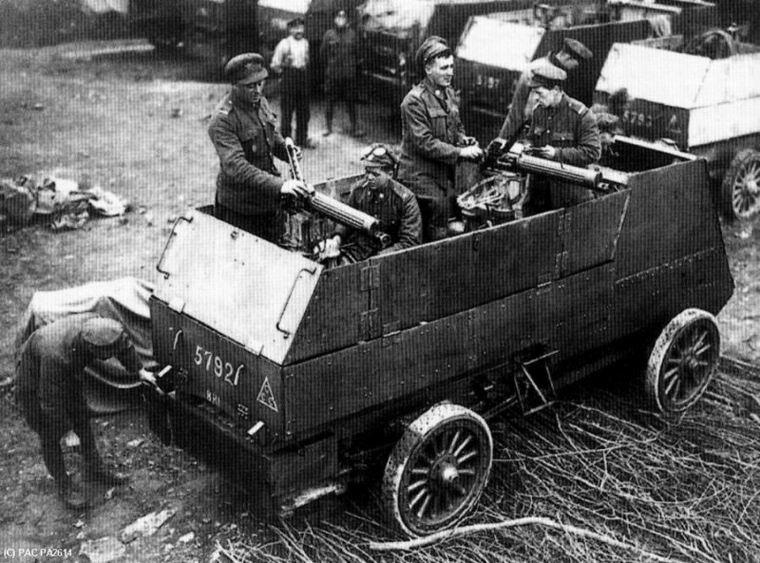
top-left (367, 516), bottom-right (683, 562)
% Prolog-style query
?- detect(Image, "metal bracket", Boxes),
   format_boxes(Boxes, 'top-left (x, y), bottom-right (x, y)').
top-left (156, 214), bottom-right (193, 279)
top-left (360, 264), bottom-right (380, 292)
top-left (513, 349), bottom-right (559, 415)
top-left (276, 267), bottom-right (317, 338)
top-left (359, 309), bottom-right (379, 340)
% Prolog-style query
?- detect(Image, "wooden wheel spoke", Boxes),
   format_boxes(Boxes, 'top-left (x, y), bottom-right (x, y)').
top-left (694, 342), bottom-right (712, 357)
top-left (453, 434), bottom-right (472, 457)
top-left (409, 488), bottom-right (428, 510)
top-left (457, 449), bottom-right (477, 465)
top-left (664, 372), bottom-right (680, 397)
top-left (411, 467), bottom-right (429, 476)
top-left (691, 330), bottom-right (707, 350)
top-left (458, 468), bottom-right (476, 476)
top-left (663, 366), bottom-right (680, 384)
top-left (416, 492), bottom-right (432, 520)
top-left (408, 479), bottom-right (427, 493)
top-left (447, 430), bottom-right (461, 454)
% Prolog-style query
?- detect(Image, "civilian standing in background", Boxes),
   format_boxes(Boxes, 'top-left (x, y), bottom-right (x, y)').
top-left (320, 9), bottom-right (365, 138)
top-left (271, 18), bottom-right (315, 149)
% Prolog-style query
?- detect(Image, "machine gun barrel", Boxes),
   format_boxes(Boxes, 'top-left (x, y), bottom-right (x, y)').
top-left (284, 138), bottom-right (389, 244)
top-left (308, 192), bottom-right (380, 233)
top-left (489, 143), bottom-right (602, 188)
top-left (514, 154), bottom-right (601, 188)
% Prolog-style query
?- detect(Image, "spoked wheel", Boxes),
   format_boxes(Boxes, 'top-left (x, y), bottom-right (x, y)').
top-left (646, 309), bottom-right (720, 414)
top-left (722, 149), bottom-right (760, 220)
top-left (383, 403), bottom-right (493, 536)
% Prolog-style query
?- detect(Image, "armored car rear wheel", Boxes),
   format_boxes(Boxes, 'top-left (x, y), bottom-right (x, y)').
top-left (646, 309), bottom-right (720, 414)
top-left (383, 403), bottom-right (493, 536)
top-left (722, 149), bottom-right (760, 220)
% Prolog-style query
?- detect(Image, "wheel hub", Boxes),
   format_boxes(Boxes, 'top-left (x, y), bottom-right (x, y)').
top-left (745, 178), bottom-right (759, 197)
top-left (437, 461), bottom-right (460, 487)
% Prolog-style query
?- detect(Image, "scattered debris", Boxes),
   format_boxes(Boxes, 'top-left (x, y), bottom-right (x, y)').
top-left (170, 108), bottom-right (183, 118)
top-left (120, 508), bottom-right (176, 543)
top-left (79, 537), bottom-right (126, 563)
top-left (0, 174), bottom-right (130, 230)
top-left (127, 438), bottom-right (145, 448)
top-left (178, 532), bottom-right (195, 544)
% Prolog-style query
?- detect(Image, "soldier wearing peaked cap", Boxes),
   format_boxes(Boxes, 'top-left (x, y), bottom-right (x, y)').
top-left (489, 37), bottom-right (593, 152)
top-left (521, 61), bottom-right (601, 213)
top-left (15, 314), bottom-right (154, 509)
top-left (398, 36), bottom-right (483, 241)
top-left (208, 52), bottom-right (309, 242)
top-left (314, 144), bottom-right (422, 266)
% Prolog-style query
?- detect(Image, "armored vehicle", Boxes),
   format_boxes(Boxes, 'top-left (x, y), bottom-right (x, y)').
top-left (128, 0), bottom-right (185, 50)
top-left (594, 36), bottom-right (760, 219)
top-left (456, 0), bottom-right (717, 144)
top-left (357, 0), bottom-right (527, 105)
top-left (179, 0), bottom-right (258, 66)
top-left (146, 137), bottom-right (732, 536)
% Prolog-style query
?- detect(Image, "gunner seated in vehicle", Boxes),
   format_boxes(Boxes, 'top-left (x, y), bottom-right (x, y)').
top-left (314, 145), bottom-right (422, 267)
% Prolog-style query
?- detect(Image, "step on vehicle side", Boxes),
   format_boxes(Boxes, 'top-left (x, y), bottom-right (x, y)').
top-left (455, 0), bottom-right (718, 144)
top-left (146, 138), bottom-right (733, 535)
top-left (594, 34), bottom-right (760, 219)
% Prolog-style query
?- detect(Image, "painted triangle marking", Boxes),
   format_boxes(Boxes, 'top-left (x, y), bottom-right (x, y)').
top-left (256, 376), bottom-right (278, 412)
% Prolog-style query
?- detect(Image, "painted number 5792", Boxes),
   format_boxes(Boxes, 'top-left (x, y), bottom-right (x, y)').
top-left (193, 344), bottom-right (244, 387)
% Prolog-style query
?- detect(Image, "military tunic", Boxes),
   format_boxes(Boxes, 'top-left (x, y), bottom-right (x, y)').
top-left (526, 93), bottom-right (601, 210)
top-left (334, 173), bottom-right (422, 263)
top-left (398, 78), bottom-right (467, 237)
top-left (208, 92), bottom-right (289, 240)
top-left (15, 314), bottom-right (141, 483)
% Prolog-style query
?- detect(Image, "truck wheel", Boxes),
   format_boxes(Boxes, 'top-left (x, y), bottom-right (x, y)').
top-left (646, 309), bottom-right (720, 414)
top-left (383, 403), bottom-right (493, 536)
top-left (722, 149), bottom-right (760, 220)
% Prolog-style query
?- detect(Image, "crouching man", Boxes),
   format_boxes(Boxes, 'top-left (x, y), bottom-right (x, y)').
top-left (15, 314), bottom-right (153, 509)
top-left (315, 144), bottom-right (422, 266)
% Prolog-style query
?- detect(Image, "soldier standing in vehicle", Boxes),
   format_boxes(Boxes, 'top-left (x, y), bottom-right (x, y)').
top-left (398, 36), bottom-right (483, 241)
top-left (522, 62), bottom-right (601, 213)
top-left (314, 144), bottom-right (422, 266)
top-left (15, 315), bottom-right (153, 509)
top-left (489, 38), bottom-right (593, 152)
top-left (208, 53), bottom-right (309, 241)
top-left (271, 18), bottom-right (315, 149)
top-left (321, 9), bottom-right (365, 138)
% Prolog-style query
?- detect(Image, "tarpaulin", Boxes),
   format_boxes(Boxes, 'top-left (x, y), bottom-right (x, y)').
top-left (13, 277), bottom-right (155, 413)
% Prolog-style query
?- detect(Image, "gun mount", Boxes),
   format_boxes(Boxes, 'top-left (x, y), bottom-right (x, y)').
top-left (284, 138), bottom-right (391, 248)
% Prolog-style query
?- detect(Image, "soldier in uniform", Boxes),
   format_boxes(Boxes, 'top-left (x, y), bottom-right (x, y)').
top-left (522, 62), bottom-right (601, 213)
top-left (320, 9), bottom-right (365, 138)
top-left (314, 144), bottom-right (422, 266)
top-left (398, 36), bottom-right (483, 241)
top-left (208, 53), bottom-right (309, 241)
top-left (489, 38), bottom-right (593, 152)
top-left (15, 315), bottom-right (153, 509)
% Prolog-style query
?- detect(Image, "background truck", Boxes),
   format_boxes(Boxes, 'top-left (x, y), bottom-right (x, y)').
top-left (454, 0), bottom-right (717, 143)
top-left (594, 35), bottom-right (760, 219)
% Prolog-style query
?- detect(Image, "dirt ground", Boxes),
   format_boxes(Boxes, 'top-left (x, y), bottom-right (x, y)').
top-left (1, 40), bottom-right (759, 563)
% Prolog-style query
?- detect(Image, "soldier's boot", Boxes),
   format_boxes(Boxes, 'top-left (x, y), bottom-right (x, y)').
top-left (323, 118), bottom-right (332, 137)
top-left (56, 476), bottom-right (87, 510)
top-left (83, 462), bottom-right (129, 486)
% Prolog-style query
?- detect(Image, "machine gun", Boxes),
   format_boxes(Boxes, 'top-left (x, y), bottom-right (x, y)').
top-left (284, 138), bottom-right (391, 248)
